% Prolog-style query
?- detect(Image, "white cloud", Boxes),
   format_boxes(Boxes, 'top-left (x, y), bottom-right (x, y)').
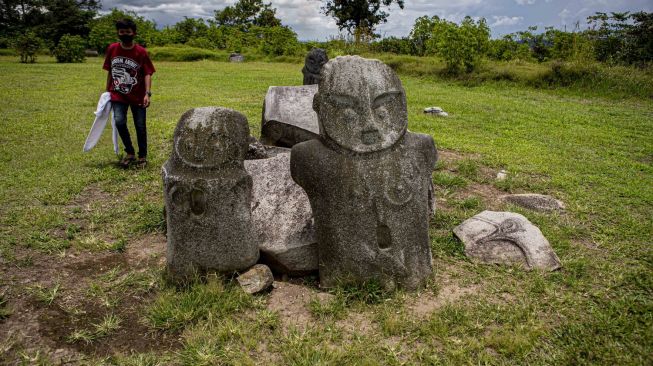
top-left (491, 15), bottom-right (523, 27)
top-left (514, 0), bottom-right (536, 5)
top-left (558, 8), bottom-right (571, 20)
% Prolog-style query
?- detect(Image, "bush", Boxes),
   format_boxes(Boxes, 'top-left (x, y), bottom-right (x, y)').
top-left (186, 36), bottom-right (215, 49)
top-left (371, 37), bottom-right (415, 55)
top-left (13, 32), bottom-right (43, 63)
top-left (487, 37), bottom-right (531, 61)
top-left (53, 35), bottom-right (86, 63)
top-left (258, 26), bottom-right (301, 56)
top-left (426, 16), bottom-right (490, 74)
top-left (148, 46), bottom-right (228, 61)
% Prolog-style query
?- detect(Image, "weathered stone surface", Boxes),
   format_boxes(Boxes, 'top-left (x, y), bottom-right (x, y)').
top-left (229, 53), bottom-right (244, 62)
top-left (502, 194), bottom-right (565, 212)
top-left (237, 264), bottom-right (274, 294)
top-left (453, 210), bottom-right (562, 271)
top-left (302, 48), bottom-right (328, 85)
top-left (261, 85), bottom-right (320, 148)
top-left (291, 56), bottom-right (438, 291)
top-left (245, 150), bottom-right (318, 275)
top-left (162, 107), bottom-right (259, 281)
top-left (246, 136), bottom-right (269, 160)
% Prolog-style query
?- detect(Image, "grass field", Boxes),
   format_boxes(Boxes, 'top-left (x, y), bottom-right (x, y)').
top-left (0, 55), bottom-right (651, 365)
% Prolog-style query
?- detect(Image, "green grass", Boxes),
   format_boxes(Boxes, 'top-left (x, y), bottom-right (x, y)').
top-left (0, 55), bottom-right (651, 364)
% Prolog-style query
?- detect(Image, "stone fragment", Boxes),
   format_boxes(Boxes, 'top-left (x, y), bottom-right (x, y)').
top-left (229, 53), bottom-right (244, 62)
top-left (237, 264), bottom-right (274, 294)
top-left (261, 85), bottom-right (320, 148)
top-left (246, 136), bottom-right (268, 160)
top-left (502, 194), bottom-right (565, 212)
top-left (424, 106), bottom-right (443, 113)
top-left (424, 106), bottom-right (448, 116)
top-left (302, 48), bottom-right (329, 85)
top-left (245, 150), bottom-right (318, 275)
top-left (162, 107), bottom-right (259, 281)
top-left (291, 56), bottom-right (438, 291)
top-left (453, 210), bottom-right (562, 271)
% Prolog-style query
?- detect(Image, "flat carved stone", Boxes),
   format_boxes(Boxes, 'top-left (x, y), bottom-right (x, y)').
top-left (453, 211), bottom-right (562, 271)
top-left (163, 107), bottom-right (259, 281)
top-left (291, 56), bottom-right (438, 291)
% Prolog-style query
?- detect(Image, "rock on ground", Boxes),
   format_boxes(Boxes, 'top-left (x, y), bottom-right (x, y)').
top-left (237, 264), bottom-right (274, 294)
top-left (453, 210), bottom-right (562, 271)
top-left (502, 193), bottom-right (565, 212)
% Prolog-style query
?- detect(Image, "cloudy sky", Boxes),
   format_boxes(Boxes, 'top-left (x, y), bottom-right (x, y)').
top-left (100, 0), bottom-right (653, 40)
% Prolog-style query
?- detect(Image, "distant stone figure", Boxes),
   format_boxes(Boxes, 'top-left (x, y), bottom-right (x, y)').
top-left (163, 107), bottom-right (259, 281)
top-left (302, 48), bottom-right (328, 85)
top-left (290, 56), bottom-right (438, 290)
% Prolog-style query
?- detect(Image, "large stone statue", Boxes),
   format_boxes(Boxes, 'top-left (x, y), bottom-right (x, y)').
top-left (163, 107), bottom-right (259, 280)
top-left (290, 56), bottom-right (438, 290)
top-left (302, 48), bottom-right (328, 85)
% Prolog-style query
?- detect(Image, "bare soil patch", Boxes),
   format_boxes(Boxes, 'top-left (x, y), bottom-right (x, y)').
top-left (0, 232), bottom-right (171, 364)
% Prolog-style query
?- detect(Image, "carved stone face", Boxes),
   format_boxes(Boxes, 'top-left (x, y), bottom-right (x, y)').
top-left (174, 107), bottom-right (248, 168)
top-left (315, 56), bottom-right (407, 153)
top-left (304, 48), bottom-right (328, 74)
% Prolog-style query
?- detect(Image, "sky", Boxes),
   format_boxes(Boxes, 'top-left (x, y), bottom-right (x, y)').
top-left (100, 0), bottom-right (653, 41)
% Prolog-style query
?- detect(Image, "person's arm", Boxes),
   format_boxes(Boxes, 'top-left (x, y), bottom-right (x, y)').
top-left (143, 74), bottom-right (152, 107)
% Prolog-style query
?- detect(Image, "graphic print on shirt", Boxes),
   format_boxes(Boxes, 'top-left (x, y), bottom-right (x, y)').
top-left (111, 56), bottom-right (139, 94)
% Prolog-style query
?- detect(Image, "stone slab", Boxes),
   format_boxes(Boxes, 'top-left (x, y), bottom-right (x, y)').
top-left (245, 150), bottom-right (318, 275)
top-left (261, 85), bottom-right (319, 148)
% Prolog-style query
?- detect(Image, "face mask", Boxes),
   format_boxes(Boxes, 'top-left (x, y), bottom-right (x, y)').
top-left (119, 34), bottom-right (134, 43)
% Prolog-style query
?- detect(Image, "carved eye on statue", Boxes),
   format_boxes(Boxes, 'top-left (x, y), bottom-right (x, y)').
top-left (343, 108), bottom-right (358, 122)
top-left (375, 106), bottom-right (389, 120)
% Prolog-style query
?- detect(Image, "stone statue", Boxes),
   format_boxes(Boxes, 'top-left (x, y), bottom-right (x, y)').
top-left (163, 107), bottom-right (259, 280)
top-left (302, 48), bottom-right (328, 85)
top-left (290, 56), bottom-right (438, 290)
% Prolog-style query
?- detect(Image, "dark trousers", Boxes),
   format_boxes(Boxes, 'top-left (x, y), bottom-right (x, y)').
top-left (113, 102), bottom-right (147, 158)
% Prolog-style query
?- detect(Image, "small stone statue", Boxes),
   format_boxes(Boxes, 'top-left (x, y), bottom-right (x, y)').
top-left (163, 107), bottom-right (259, 281)
top-left (302, 48), bottom-right (328, 85)
top-left (291, 56), bottom-right (438, 290)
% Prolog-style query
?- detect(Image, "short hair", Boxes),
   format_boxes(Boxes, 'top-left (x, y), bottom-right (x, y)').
top-left (115, 19), bottom-right (137, 32)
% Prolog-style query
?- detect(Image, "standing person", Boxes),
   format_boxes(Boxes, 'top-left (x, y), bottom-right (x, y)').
top-left (103, 19), bottom-right (156, 168)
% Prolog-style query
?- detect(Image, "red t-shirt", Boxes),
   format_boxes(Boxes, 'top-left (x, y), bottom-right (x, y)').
top-left (103, 43), bottom-right (156, 105)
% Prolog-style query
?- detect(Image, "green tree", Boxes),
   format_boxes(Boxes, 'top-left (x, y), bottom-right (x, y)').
top-left (174, 17), bottom-right (208, 44)
top-left (426, 16), bottom-right (490, 73)
top-left (321, 0), bottom-right (405, 42)
top-left (87, 9), bottom-right (157, 53)
top-left (214, 0), bottom-right (281, 28)
top-left (409, 15), bottom-right (439, 56)
top-left (258, 26), bottom-right (301, 56)
top-left (1, 0), bottom-right (99, 47)
top-left (12, 30), bottom-right (42, 62)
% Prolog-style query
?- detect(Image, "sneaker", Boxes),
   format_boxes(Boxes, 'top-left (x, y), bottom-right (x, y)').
top-left (135, 158), bottom-right (147, 169)
top-left (119, 155), bottom-right (135, 169)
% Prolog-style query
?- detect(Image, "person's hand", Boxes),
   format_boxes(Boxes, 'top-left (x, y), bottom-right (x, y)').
top-left (143, 94), bottom-right (150, 108)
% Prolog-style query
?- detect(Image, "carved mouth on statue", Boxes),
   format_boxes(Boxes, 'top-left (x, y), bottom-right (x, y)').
top-left (361, 129), bottom-right (381, 145)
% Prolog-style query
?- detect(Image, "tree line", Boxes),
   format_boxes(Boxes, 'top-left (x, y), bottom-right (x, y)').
top-left (1, 0), bottom-right (651, 72)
